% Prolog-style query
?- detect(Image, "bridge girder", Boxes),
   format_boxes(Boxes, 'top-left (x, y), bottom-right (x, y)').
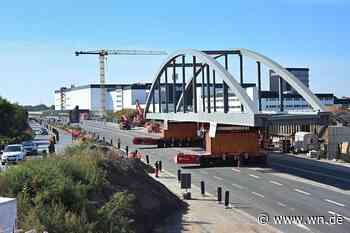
top-left (144, 48), bottom-right (326, 126)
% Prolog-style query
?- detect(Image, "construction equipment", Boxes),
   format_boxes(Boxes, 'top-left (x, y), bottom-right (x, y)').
top-left (120, 115), bottom-right (131, 130)
top-left (133, 100), bottom-right (145, 125)
top-left (74, 49), bottom-right (167, 115)
top-left (133, 122), bottom-right (267, 166)
top-left (293, 131), bottom-right (319, 153)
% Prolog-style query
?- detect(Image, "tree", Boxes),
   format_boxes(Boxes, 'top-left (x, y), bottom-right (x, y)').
top-left (0, 96), bottom-right (31, 144)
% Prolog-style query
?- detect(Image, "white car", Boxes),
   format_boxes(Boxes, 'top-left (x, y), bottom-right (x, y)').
top-left (1, 144), bottom-right (26, 164)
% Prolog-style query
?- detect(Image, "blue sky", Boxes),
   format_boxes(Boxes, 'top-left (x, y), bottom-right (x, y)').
top-left (0, 0), bottom-right (349, 105)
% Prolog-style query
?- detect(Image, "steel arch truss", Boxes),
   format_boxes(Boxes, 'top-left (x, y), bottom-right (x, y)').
top-left (144, 49), bottom-right (325, 127)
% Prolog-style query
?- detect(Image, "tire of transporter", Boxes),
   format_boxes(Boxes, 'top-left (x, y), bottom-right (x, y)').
top-left (157, 140), bottom-right (164, 148)
top-left (199, 157), bottom-right (208, 167)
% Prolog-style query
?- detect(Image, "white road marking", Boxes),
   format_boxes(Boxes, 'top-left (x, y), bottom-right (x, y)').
top-left (251, 192), bottom-right (264, 198)
top-left (231, 168), bottom-right (241, 172)
top-left (248, 174), bottom-right (260, 179)
top-left (213, 175), bottom-right (223, 181)
top-left (201, 170), bottom-right (208, 174)
top-left (231, 183), bottom-right (245, 189)
top-left (294, 223), bottom-right (311, 231)
top-left (294, 189), bottom-right (311, 196)
top-left (328, 211), bottom-right (350, 222)
top-left (324, 199), bottom-right (345, 207)
top-left (277, 202), bottom-right (287, 207)
top-left (269, 180), bottom-right (283, 186)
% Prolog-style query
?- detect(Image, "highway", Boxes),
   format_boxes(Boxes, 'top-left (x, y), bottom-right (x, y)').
top-left (81, 121), bottom-right (350, 233)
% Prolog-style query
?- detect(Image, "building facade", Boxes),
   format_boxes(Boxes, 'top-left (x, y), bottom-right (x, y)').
top-left (195, 84), bottom-right (334, 113)
top-left (55, 82), bottom-right (334, 113)
top-left (54, 83), bottom-right (182, 112)
top-left (270, 68), bottom-right (309, 94)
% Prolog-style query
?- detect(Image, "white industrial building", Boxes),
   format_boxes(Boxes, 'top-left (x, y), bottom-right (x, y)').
top-left (195, 83), bottom-right (334, 113)
top-left (55, 82), bottom-right (335, 113)
top-left (55, 84), bottom-right (153, 112)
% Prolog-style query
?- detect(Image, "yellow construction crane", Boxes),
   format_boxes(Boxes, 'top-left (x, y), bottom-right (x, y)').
top-left (75, 49), bottom-right (167, 115)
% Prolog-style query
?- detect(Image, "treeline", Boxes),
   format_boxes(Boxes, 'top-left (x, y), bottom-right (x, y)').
top-left (24, 104), bottom-right (54, 111)
top-left (0, 96), bottom-right (32, 144)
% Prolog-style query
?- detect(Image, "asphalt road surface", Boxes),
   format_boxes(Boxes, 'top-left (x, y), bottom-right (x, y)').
top-left (81, 121), bottom-right (350, 233)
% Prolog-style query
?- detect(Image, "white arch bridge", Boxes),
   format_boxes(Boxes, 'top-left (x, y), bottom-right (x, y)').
top-left (144, 49), bottom-right (330, 131)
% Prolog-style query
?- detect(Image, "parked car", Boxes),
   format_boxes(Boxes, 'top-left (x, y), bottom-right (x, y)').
top-left (33, 140), bottom-right (50, 154)
top-left (307, 150), bottom-right (320, 159)
top-left (1, 144), bottom-right (26, 165)
top-left (22, 141), bottom-right (38, 155)
top-left (40, 128), bottom-right (48, 135)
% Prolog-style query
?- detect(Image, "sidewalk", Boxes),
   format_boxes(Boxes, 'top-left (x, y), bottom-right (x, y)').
top-left (152, 170), bottom-right (281, 233)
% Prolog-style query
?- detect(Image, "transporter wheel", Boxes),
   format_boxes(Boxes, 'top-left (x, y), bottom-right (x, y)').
top-left (165, 139), bottom-right (171, 148)
top-left (186, 138), bottom-right (191, 147)
top-left (157, 140), bottom-right (164, 148)
top-left (199, 158), bottom-right (208, 167)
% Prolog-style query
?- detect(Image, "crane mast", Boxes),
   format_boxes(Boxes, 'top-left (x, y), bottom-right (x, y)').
top-left (75, 49), bottom-right (167, 116)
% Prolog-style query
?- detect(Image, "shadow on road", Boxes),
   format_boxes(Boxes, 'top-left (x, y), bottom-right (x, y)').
top-left (263, 153), bottom-right (350, 190)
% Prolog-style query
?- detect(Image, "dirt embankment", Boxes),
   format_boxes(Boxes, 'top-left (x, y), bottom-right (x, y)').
top-left (97, 152), bottom-right (187, 233)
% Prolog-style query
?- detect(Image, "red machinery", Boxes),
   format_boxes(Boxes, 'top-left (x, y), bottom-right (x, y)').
top-left (133, 100), bottom-right (145, 124)
top-left (120, 115), bottom-right (131, 130)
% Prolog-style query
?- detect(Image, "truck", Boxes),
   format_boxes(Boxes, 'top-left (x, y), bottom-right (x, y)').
top-left (0, 197), bottom-right (17, 233)
top-left (133, 122), bottom-right (267, 166)
top-left (293, 131), bottom-right (319, 153)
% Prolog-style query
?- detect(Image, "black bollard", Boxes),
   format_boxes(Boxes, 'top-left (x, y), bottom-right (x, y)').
top-left (155, 161), bottom-right (159, 178)
top-left (217, 187), bottom-right (222, 203)
top-left (146, 155), bottom-right (150, 165)
top-left (177, 169), bottom-right (181, 183)
top-left (158, 160), bottom-right (162, 171)
top-left (103, 137), bottom-right (105, 143)
top-left (110, 138), bottom-right (113, 146)
top-left (125, 146), bottom-right (129, 156)
top-left (225, 191), bottom-right (229, 208)
top-left (117, 138), bottom-right (121, 149)
top-left (200, 181), bottom-right (205, 196)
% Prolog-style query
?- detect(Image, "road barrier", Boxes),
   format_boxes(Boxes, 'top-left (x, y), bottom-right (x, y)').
top-left (158, 160), bottom-right (162, 171)
top-left (225, 191), bottom-right (230, 208)
top-left (155, 161), bottom-right (159, 178)
top-left (217, 187), bottom-right (222, 203)
top-left (201, 181), bottom-right (205, 196)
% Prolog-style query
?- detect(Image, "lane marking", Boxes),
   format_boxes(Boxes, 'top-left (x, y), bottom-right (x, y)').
top-left (232, 168), bottom-right (241, 172)
top-left (294, 189), bottom-right (311, 196)
top-left (231, 183), bottom-right (245, 189)
top-left (248, 174), bottom-right (260, 179)
top-left (324, 199), bottom-right (345, 207)
top-left (294, 223), bottom-right (311, 231)
top-left (328, 211), bottom-right (350, 222)
top-left (269, 180), bottom-right (283, 186)
top-left (213, 175), bottom-right (223, 181)
top-left (251, 192), bottom-right (264, 198)
top-left (277, 202), bottom-right (287, 207)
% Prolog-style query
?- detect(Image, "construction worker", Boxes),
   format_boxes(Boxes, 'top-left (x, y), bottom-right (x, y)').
top-left (48, 136), bottom-right (56, 154)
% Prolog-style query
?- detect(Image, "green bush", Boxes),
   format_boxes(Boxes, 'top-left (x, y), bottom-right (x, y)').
top-left (97, 192), bottom-right (136, 233)
top-left (0, 143), bottom-right (135, 233)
